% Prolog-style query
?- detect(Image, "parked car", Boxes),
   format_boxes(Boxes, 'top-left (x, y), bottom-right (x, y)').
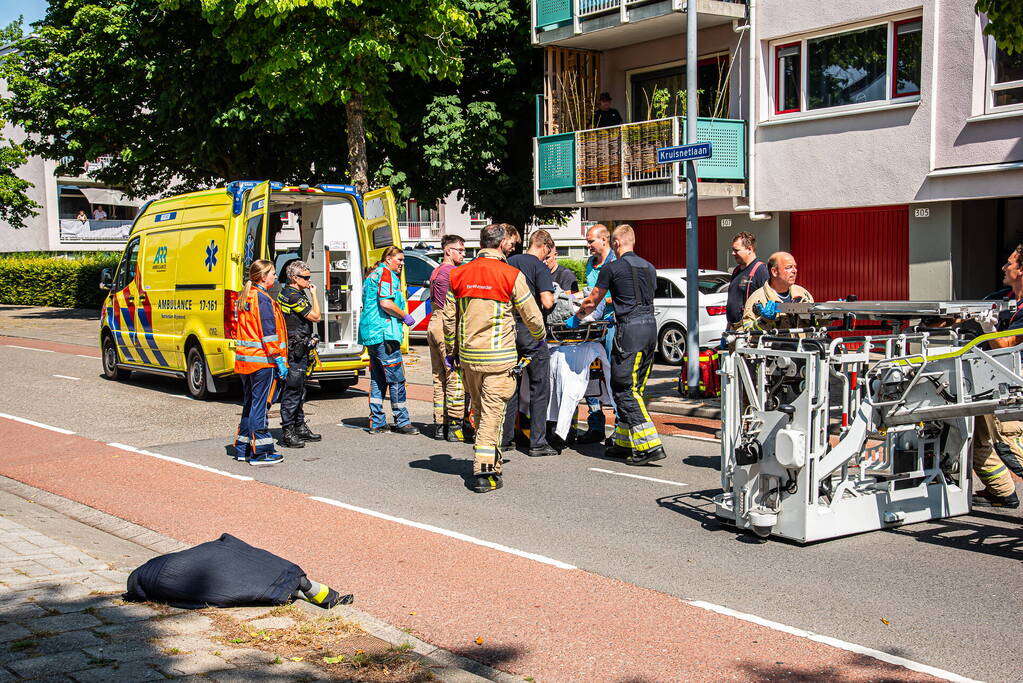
top-left (652, 269), bottom-right (730, 364)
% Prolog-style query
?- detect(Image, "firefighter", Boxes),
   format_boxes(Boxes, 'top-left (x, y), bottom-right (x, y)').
top-left (427, 235), bottom-right (468, 442)
top-left (441, 223), bottom-right (546, 493)
top-left (276, 259), bottom-right (322, 449)
top-left (575, 224), bottom-right (666, 466)
top-left (233, 259), bottom-right (288, 467)
top-left (739, 251), bottom-right (814, 332)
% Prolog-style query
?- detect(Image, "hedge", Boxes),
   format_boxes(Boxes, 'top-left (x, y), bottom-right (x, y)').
top-left (0, 254), bottom-right (120, 309)
top-left (558, 258), bottom-right (587, 291)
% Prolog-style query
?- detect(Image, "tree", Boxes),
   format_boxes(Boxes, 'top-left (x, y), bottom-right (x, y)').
top-left (191, 0), bottom-right (477, 193)
top-left (1, 1), bottom-right (353, 201)
top-left (0, 16), bottom-right (39, 229)
top-left (977, 0), bottom-right (1023, 54)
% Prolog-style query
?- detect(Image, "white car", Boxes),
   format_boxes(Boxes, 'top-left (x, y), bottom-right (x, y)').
top-left (653, 268), bottom-right (731, 364)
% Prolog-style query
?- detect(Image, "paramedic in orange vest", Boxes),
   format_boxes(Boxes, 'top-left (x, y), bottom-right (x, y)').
top-left (726, 231), bottom-right (769, 331)
top-left (233, 259), bottom-right (289, 467)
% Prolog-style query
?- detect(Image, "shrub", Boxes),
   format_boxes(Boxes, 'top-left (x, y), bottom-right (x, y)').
top-left (0, 254), bottom-right (120, 309)
top-left (558, 258), bottom-right (587, 291)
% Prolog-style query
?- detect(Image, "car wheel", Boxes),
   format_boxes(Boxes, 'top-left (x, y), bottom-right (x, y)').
top-left (101, 333), bottom-right (129, 381)
top-left (658, 324), bottom-right (687, 365)
top-left (186, 346), bottom-right (210, 400)
top-left (319, 379), bottom-right (356, 395)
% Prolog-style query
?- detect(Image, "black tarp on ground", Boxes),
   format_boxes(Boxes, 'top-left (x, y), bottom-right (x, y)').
top-left (124, 533), bottom-right (306, 609)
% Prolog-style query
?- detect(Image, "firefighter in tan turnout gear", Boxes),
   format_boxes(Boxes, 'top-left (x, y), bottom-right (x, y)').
top-left (441, 224), bottom-right (546, 493)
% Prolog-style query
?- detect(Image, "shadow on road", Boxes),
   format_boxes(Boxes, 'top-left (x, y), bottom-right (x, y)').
top-left (2, 306), bottom-right (100, 321)
top-left (886, 514), bottom-right (1023, 561)
top-left (681, 455), bottom-right (719, 470)
top-left (408, 454), bottom-right (480, 491)
top-left (734, 651), bottom-right (924, 682)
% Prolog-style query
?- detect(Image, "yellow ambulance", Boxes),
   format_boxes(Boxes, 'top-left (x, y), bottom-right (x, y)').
top-left (99, 181), bottom-right (401, 398)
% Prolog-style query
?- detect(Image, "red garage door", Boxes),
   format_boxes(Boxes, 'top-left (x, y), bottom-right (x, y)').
top-left (789, 206), bottom-right (908, 302)
top-left (631, 216), bottom-right (717, 269)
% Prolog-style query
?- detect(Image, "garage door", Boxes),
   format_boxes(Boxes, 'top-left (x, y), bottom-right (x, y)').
top-left (790, 206), bottom-right (908, 302)
top-left (631, 216), bottom-right (717, 269)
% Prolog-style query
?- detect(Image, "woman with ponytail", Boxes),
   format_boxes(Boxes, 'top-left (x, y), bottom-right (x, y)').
top-left (233, 259), bottom-right (289, 466)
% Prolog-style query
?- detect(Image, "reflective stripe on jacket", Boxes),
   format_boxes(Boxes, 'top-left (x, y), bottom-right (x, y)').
top-left (235, 285), bottom-right (289, 374)
top-left (441, 249), bottom-right (545, 372)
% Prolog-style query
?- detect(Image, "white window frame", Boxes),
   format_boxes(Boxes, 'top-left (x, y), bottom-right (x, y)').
top-left (986, 36), bottom-right (1023, 114)
top-left (768, 12), bottom-right (922, 121)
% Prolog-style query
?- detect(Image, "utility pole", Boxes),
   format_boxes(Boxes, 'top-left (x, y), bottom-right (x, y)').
top-left (684, 2), bottom-right (700, 398)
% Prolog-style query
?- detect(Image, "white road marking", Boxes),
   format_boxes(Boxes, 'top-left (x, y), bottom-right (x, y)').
top-left (76, 354), bottom-right (99, 359)
top-left (107, 443), bottom-right (254, 482)
top-left (53, 375), bottom-right (81, 381)
top-left (310, 496), bottom-right (577, 570)
top-left (171, 394), bottom-right (196, 400)
top-left (687, 601), bottom-right (979, 683)
top-left (0, 413), bottom-right (75, 435)
top-left (5, 344), bottom-right (54, 353)
top-left (671, 433), bottom-right (721, 444)
top-left (588, 467), bottom-right (687, 487)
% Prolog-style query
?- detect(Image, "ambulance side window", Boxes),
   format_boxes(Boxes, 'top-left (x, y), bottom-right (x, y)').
top-left (244, 215), bottom-right (263, 271)
top-left (114, 238), bottom-right (141, 290)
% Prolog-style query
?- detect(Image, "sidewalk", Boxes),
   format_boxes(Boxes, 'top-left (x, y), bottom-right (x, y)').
top-left (0, 481), bottom-right (502, 683)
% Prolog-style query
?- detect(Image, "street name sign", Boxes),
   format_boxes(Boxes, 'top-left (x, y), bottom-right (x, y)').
top-left (656, 142), bottom-right (712, 164)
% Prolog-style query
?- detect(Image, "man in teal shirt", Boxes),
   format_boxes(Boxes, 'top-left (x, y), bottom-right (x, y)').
top-left (579, 224), bottom-right (616, 444)
top-left (358, 246), bottom-right (419, 435)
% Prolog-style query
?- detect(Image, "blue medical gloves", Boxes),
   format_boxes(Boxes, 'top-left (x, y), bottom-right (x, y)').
top-left (402, 314), bottom-right (416, 326)
top-left (565, 314), bottom-right (581, 329)
top-left (444, 355), bottom-right (458, 371)
top-left (274, 356), bottom-right (289, 379)
top-left (759, 300), bottom-right (780, 320)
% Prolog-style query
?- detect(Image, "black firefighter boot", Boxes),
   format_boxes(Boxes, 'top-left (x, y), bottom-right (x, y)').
top-left (295, 422), bottom-right (322, 442)
top-left (279, 425), bottom-right (306, 449)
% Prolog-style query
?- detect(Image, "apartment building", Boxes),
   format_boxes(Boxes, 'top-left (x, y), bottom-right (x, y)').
top-left (531, 0), bottom-right (1023, 299)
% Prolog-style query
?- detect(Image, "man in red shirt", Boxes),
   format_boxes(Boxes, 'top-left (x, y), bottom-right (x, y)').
top-left (427, 235), bottom-right (467, 441)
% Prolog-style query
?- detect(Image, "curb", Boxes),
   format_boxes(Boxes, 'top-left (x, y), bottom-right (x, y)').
top-left (646, 398), bottom-right (722, 420)
top-left (0, 475), bottom-right (520, 683)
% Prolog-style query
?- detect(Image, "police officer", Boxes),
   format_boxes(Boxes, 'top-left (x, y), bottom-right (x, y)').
top-left (575, 224), bottom-right (666, 466)
top-left (277, 260), bottom-right (322, 449)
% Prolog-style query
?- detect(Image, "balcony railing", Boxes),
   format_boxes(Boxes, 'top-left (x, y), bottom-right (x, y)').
top-left (536, 116), bottom-right (746, 198)
top-left (535, 0), bottom-right (745, 34)
top-left (399, 221), bottom-right (441, 242)
top-left (59, 218), bottom-right (133, 242)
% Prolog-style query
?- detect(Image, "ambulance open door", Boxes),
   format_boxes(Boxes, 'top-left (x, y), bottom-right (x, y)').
top-left (240, 181), bottom-right (272, 277)
top-left (359, 187), bottom-right (407, 352)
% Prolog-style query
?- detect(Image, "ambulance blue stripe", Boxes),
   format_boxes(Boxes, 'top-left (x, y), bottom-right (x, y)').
top-left (135, 307), bottom-right (168, 367)
top-left (119, 307), bottom-right (151, 365)
top-left (108, 306), bottom-right (135, 363)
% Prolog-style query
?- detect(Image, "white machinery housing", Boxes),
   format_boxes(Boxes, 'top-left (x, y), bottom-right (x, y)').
top-left (716, 301), bottom-right (1023, 542)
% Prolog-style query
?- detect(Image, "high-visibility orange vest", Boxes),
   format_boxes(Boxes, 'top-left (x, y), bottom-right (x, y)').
top-left (234, 285), bottom-right (288, 374)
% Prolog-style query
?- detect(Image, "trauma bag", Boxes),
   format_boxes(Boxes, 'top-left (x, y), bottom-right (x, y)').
top-left (678, 349), bottom-right (721, 398)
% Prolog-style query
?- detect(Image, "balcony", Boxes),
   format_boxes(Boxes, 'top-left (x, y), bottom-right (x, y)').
top-left (534, 116), bottom-right (745, 207)
top-left (59, 218), bottom-right (134, 242)
top-left (399, 221), bottom-right (441, 244)
top-left (533, 0), bottom-right (746, 50)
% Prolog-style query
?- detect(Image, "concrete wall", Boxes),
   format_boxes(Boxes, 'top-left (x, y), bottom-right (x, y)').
top-left (715, 212), bottom-right (789, 272)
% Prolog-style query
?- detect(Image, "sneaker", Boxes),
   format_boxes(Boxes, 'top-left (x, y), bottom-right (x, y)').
top-left (971, 489), bottom-right (1020, 509)
top-left (278, 425), bottom-right (305, 449)
top-left (248, 453), bottom-right (284, 467)
top-left (473, 473), bottom-right (503, 493)
top-left (296, 423), bottom-right (322, 442)
top-left (367, 425), bottom-right (389, 434)
top-left (234, 454), bottom-right (249, 462)
top-left (576, 430), bottom-right (605, 444)
top-left (528, 444), bottom-right (559, 457)
top-left (432, 422), bottom-right (447, 441)
top-left (393, 424), bottom-right (420, 436)
top-left (604, 444), bottom-right (631, 459)
top-left (627, 446), bottom-right (667, 466)
top-left (446, 424), bottom-right (464, 443)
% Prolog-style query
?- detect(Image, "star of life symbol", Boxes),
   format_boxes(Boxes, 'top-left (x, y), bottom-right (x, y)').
top-left (205, 241), bottom-right (218, 272)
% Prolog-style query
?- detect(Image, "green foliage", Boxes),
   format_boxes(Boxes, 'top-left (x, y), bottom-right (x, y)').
top-left (0, 254), bottom-right (119, 308)
top-left (978, 0), bottom-right (1023, 54)
top-left (0, 16), bottom-right (23, 44)
top-left (557, 258), bottom-right (586, 291)
top-left (0, 130), bottom-right (39, 228)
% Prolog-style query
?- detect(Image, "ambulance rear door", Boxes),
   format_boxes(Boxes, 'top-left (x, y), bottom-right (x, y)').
top-left (239, 181), bottom-right (272, 276)
top-left (359, 187), bottom-right (407, 352)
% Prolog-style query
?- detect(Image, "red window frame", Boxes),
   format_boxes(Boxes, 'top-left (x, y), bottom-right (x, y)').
top-left (774, 42), bottom-right (802, 114)
top-left (891, 18), bottom-right (922, 99)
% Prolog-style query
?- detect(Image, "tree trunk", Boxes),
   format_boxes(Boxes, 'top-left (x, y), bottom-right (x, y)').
top-left (345, 91), bottom-right (368, 194)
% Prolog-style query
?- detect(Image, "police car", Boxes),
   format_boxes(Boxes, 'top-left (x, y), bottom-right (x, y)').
top-left (402, 249), bottom-right (443, 339)
top-left (653, 269), bottom-right (730, 364)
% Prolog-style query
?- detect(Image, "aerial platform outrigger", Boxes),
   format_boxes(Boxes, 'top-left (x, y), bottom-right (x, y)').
top-left (715, 300), bottom-right (1023, 542)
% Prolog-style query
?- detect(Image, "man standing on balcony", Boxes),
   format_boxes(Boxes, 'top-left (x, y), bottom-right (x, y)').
top-left (578, 224), bottom-right (616, 444)
top-left (427, 234), bottom-right (468, 442)
top-left (726, 232), bottom-right (769, 331)
top-left (594, 92), bottom-right (623, 128)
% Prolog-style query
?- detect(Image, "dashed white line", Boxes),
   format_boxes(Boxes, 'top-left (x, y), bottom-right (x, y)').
top-left (76, 354), bottom-right (99, 359)
top-left (671, 433), bottom-right (721, 444)
top-left (5, 344), bottom-right (54, 353)
top-left (107, 443), bottom-right (254, 482)
top-left (53, 375), bottom-right (81, 381)
top-left (309, 496), bottom-right (577, 570)
top-left (0, 413), bottom-right (76, 435)
top-left (687, 601), bottom-right (979, 683)
top-left (171, 394), bottom-right (196, 400)
top-left (588, 467), bottom-right (687, 487)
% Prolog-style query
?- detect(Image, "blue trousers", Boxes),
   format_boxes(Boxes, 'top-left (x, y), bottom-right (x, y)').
top-left (236, 367), bottom-right (278, 459)
top-left (367, 341), bottom-right (410, 429)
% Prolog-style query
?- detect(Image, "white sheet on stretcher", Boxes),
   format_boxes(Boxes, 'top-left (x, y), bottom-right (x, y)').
top-left (517, 340), bottom-right (614, 439)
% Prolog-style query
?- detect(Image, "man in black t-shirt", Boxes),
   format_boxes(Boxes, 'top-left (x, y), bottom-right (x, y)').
top-left (545, 249), bottom-right (580, 295)
top-left (503, 230), bottom-right (557, 457)
top-left (593, 92), bottom-right (623, 128)
top-left (277, 260), bottom-right (322, 449)
top-left (726, 231), bottom-right (768, 328)
top-left (576, 224), bottom-right (666, 467)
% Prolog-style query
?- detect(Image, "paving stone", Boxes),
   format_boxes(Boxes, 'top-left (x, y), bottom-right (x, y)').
top-left (0, 621), bottom-right (31, 642)
top-left (218, 606), bottom-right (277, 621)
top-left (153, 634), bottom-right (219, 654)
top-left (29, 611), bottom-right (103, 633)
top-left (217, 647), bottom-right (275, 666)
top-left (33, 594), bottom-right (116, 615)
top-left (209, 666), bottom-right (320, 682)
top-left (84, 640), bottom-right (163, 663)
top-left (246, 616), bottom-right (297, 630)
top-left (152, 613), bottom-right (214, 636)
top-left (69, 660), bottom-right (166, 683)
top-left (0, 600), bottom-right (49, 620)
top-left (156, 653), bottom-right (236, 677)
top-left (93, 603), bottom-right (163, 624)
top-left (35, 628), bottom-right (106, 651)
top-left (6, 649), bottom-right (95, 678)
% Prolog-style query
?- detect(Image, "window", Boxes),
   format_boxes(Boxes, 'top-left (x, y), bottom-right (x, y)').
top-left (243, 215), bottom-right (263, 272)
top-left (655, 277), bottom-right (683, 299)
top-left (398, 200), bottom-right (438, 224)
top-left (403, 255), bottom-right (434, 288)
top-left (469, 211), bottom-right (489, 228)
top-left (629, 56), bottom-right (730, 122)
top-left (990, 43), bottom-right (1023, 109)
top-left (115, 238), bottom-right (141, 290)
top-left (772, 16), bottom-right (922, 116)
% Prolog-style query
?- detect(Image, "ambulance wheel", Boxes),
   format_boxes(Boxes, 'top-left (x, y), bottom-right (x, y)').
top-left (319, 379), bottom-right (355, 395)
top-left (186, 346), bottom-right (211, 400)
top-left (658, 324), bottom-right (687, 365)
top-left (102, 333), bottom-right (130, 381)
